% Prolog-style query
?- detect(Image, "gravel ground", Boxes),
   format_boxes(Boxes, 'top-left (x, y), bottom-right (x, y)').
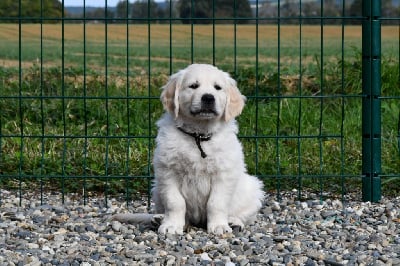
top-left (0, 189), bottom-right (399, 266)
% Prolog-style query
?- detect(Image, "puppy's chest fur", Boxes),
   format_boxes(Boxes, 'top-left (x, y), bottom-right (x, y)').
top-left (158, 125), bottom-right (236, 178)
top-left (162, 135), bottom-right (221, 225)
top-left (162, 130), bottom-right (225, 184)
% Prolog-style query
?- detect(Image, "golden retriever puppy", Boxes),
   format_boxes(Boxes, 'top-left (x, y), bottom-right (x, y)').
top-left (114, 64), bottom-right (264, 235)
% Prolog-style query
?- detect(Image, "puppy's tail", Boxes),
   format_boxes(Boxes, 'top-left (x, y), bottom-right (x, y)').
top-left (111, 213), bottom-right (164, 230)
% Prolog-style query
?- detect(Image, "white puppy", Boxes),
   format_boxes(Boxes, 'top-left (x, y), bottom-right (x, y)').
top-left (114, 64), bottom-right (264, 235)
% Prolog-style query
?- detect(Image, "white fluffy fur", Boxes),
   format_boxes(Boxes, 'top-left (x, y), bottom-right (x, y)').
top-left (114, 64), bottom-right (264, 235)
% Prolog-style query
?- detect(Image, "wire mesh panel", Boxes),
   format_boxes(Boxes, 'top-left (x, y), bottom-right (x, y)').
top-left (0, 0), bottom-right (399, 205)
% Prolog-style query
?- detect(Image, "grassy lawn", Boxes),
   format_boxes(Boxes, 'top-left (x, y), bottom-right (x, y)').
top-left (0, 24), bottom-right (399, 198)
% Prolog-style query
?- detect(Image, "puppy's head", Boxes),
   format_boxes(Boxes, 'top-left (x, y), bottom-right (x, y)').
top-left (160, 64), bottom-right (245, 122)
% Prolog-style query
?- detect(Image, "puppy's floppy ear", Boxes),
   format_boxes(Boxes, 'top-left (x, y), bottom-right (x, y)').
top-left (160, 70), bottom-right (184, 118)
top-left (224, 75), bottom-right (246, 122)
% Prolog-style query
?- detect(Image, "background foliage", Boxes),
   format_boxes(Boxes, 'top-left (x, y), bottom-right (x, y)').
top-left (0, 0), bottom-right (63, 23)
top-left (0, 0), bottom-right (399, 24)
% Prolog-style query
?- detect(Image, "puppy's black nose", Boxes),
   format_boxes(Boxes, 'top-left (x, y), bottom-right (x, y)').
top-left (201, 94), bottom-right (215, 105)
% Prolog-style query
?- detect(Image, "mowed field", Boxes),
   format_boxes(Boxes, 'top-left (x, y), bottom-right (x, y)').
top-left (0, 24), bottom-right (398, 74)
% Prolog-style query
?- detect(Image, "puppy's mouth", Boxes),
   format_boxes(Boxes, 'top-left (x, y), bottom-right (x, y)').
top-left (190, 109), bottom-right (218, 118)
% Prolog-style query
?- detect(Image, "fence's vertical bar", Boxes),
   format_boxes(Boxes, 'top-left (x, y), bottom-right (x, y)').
top-left (104, 0), bottom-right (110, 206)
top-left (362, 0), bottom-right (381, 202)
top-left (18, 0), bottom-right (23, 206)
top-left (61, 0), bottom-right (67, 204)
top-left (190, 0), bottom-right (194, 64)
top-left (254, 0), bottom-right (259, 175)
top-left (233, 0), bottom-right (237, 74)
top-left (340, 0), bottom-right (347, 202)
top-left (147, 1), bottom-right (152, 208)
top-left (40, 0), bottom-right (45, 205)
top-left (275, 0), bottom-right (282, 201)
top-left (318, 0), bottom-right (324, 200)
top-left (212, 0), bottom-right (215, 66)
top-left (124, 0), bottom-right (131, 206)
top-left (83, 0), bottom-right (88, 205)
top-left (169, 0), bottom-right (172, 75)
top-left (296, 1), bottom-right (303, 200)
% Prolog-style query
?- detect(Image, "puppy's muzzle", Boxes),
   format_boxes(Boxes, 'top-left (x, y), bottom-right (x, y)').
top-left (190, 93), bottom-right (218, 117)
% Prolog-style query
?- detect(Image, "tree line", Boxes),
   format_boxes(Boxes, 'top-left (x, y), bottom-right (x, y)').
top-left (70, 0), bottom-right (253, 24)
top-left (0, 0), bottom-right (63, 23)
top-left (260, 0), bottom-right (399, 25)
top-left (0, 0), bottom-right (398, 25)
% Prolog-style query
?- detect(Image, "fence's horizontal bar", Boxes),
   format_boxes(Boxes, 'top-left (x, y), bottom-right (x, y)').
top-left (0, 174), bottom-right (153, 179)
top-left (258, 174), bottom-right (363, 179)
top-left (0, 17), bottom-right (368, 25)
top-left (0, 134), bottom-right (343, 139)
top-left (0, 96), bottom-right (160, 100)
top-left (1, 16), bottom-right (365, 22)
top-left (379, 96), bottom-right (400, 100)
top-left (0, 174), bottom-right (363, 179)
top-left (239, 134), bottom-right (343, 139)
top-left (247, 94), bottom-right (364, 100)
top-left (381, 174), bottom-right (400, 178)
top-left (1, 95), bottom-right (363, 100)
top-left (380, 17), bottom-right (400, 21)
top-left (0, 134), bottom-right (156, 139)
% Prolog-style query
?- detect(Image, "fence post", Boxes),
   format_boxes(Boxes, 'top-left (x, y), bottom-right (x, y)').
top-left (362, 0), bottom-right (382, 202)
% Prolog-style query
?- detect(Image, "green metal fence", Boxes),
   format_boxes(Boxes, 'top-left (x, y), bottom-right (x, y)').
top-left (0, 0), bottom-right (399, 205)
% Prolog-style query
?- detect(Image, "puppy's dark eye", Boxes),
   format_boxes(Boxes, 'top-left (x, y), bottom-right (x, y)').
top-left (189, 83), bottom-right (199, 89)
top-left (214, 84), bottom-right (222, 90)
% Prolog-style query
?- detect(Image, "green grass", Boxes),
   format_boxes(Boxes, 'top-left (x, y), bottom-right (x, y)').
top-left (0, 24), bottom-right (399, 199)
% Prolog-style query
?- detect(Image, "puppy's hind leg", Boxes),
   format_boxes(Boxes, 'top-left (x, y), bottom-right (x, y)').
top-left (229, 174), bottom-right (264, 230)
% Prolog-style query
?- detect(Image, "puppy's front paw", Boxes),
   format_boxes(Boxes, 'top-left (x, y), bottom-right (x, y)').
top-left (207, 223), bottom-right (232, 235)
top-left (229, 217), bottom-right (245, 232)
top-left (158, 222), bottom-right (184, 235)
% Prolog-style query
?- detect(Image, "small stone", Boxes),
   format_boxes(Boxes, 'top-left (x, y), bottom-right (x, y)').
top-left (158, 250), bottom-right (168, 256)
top-left (381, 239), bottom-right (389, 247)
top-left (314, 204), bottom-right (324, 210)
top-left (55, 228), bottom-right (68, 235)
top-left (166, 255), bottom-right (176, 265)
top-left (332, 199), bottom-right (343, 209)
top-left (27, 243), bottom-right (40, 249)
top-left (276, 243), bottom-right (285, 251)
top-left (54, 234), bottom-right (65, 242)
top-left (321, 210), bottom-right (338, 218)
top-left (385, 202), bottom-right (394, 210)
top-left (273, 236), bottom-right (288, 242)
top-left (200, 252), bottom-right (212, 261)
top-left (15, 213), bottom-right (26, 221)
top-left (239, 258), bottom-right (250, 266)
top-left (185, 246), bottom-right (194, 254)
top-left (271, 201), bottom-right (281, 211)
top-left (125, 250), bottom-right (135, 258)
top-left (300, 202), bottom-right (308, 209)
top-left (307, 251), bottom-right (325, 260)
top-left (111, 221), bottom-right (122, 232)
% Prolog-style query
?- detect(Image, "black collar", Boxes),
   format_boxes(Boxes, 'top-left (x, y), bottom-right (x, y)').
top-left (177, 127), bottom-right (212, 158)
